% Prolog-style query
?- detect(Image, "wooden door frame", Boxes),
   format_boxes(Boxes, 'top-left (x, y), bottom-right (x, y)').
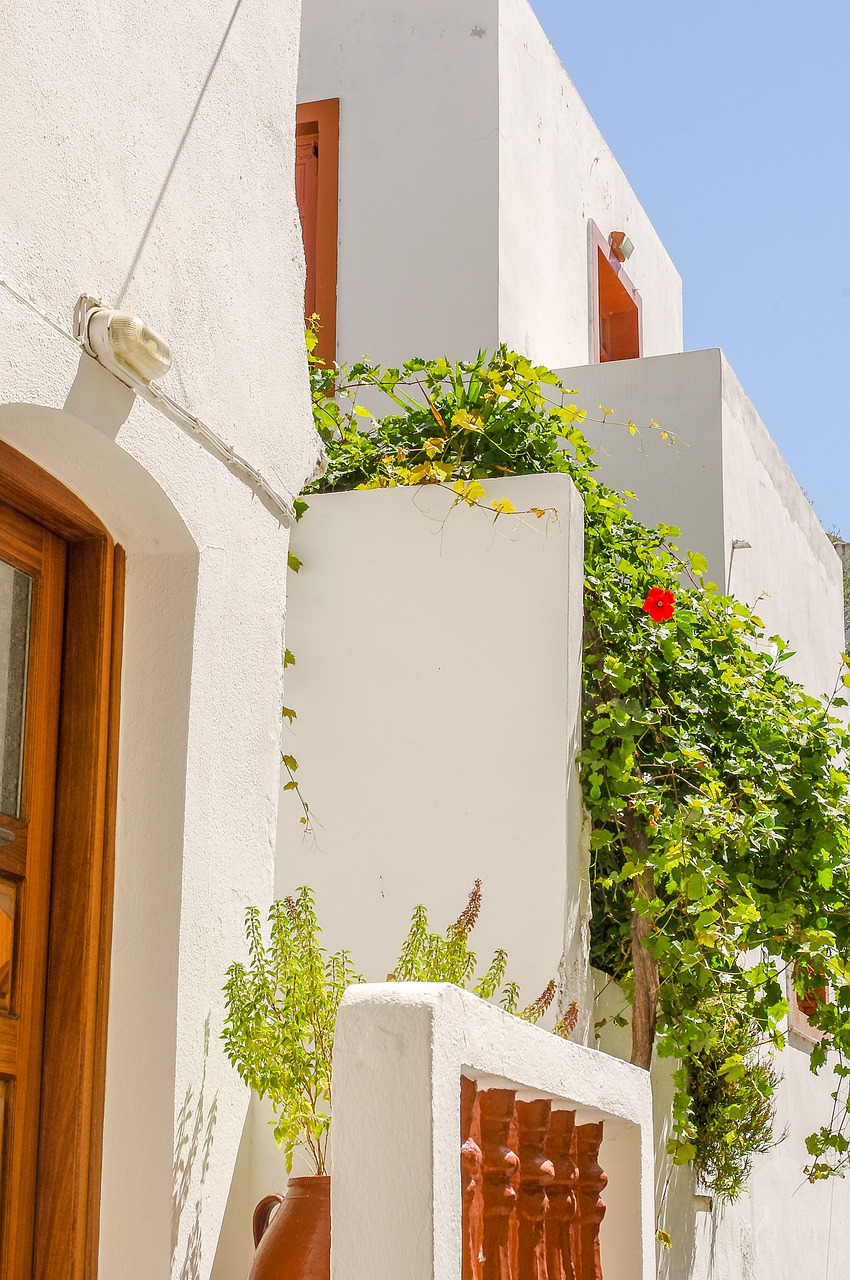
top-left (0, 441), bottom-right (123, 1280)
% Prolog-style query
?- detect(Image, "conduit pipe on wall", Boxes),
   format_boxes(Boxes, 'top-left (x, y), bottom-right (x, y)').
top-left (0, 275), bottom-right (316, 525)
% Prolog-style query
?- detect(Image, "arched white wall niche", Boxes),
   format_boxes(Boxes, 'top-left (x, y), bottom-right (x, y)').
top-left (0, 402), bottom-right (293, 1279)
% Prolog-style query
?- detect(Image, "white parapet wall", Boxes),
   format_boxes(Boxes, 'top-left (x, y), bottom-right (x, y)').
top-left (558, 348), bottom-right (845, 699)
top-left (277, 474), bottom-right (586, 1007)
top-left (332, 982), bottom-right (655, 1280)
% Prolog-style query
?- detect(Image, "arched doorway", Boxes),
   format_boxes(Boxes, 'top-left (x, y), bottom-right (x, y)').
top-left (0, 441), bottom-right (123, 1279)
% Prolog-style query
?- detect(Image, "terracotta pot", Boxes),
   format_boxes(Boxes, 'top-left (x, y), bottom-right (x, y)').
top-left (249, 1176), bottom-right (330, 1280)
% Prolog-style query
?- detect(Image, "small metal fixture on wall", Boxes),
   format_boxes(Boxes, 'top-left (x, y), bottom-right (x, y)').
top-left (608, 231), bottom-right (634, 263)
top-left (728, 538), bottom-right (752, 588)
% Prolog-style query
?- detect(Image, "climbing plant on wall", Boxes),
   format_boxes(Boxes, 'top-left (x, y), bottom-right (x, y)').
top-left (302, 327), bottom-right (850, 1201)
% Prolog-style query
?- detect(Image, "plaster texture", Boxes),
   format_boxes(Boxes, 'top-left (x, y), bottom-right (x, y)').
top-left (0, 2), bottom-right (320, 1276)
top-left (277, 474), bottom-right (586, 1004)
top-left (297, 0), bottom-right (683, 370)
top-left (333, 983), bottom-right (655, 1280)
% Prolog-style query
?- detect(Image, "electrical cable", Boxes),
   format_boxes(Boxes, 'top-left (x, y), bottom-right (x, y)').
top-left (0, 275), bottom-right (302, 524)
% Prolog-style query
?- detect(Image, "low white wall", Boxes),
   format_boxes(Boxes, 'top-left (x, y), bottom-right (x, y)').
top-left (333, 983), bottom-right (655, 1280)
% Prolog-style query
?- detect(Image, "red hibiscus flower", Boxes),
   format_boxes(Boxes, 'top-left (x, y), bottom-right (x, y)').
top-left (642, 587), bottom-right (675, 622)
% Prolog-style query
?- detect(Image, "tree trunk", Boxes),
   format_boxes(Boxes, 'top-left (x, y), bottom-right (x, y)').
top-left (625, 816), bottom-right (659, 1071)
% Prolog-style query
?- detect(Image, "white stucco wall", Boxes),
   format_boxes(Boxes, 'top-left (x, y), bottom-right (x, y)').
top-left (277, 474), bottom-right (585, 1002)
top-left (297, 0), bottom-right (682, 370)
top-left (559, 349), bottom-right (844, 696)
top-left (0, 2), bottom-right (320, 1276)
top-left (298, 0), bottom-right (501, 367)
top-left (497, 0), bottom-right (683, 368)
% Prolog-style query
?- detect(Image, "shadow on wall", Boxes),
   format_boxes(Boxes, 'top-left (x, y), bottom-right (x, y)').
top-left (172, 1013), bottom-right (219, 1280)
top-left (653, 1069), bottom-right (699, 1280)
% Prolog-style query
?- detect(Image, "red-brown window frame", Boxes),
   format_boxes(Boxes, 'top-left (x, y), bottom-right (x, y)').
top-left (296, 98), bottom-right (340, 367)
top-left (588, 221), bottom-right (642, 364)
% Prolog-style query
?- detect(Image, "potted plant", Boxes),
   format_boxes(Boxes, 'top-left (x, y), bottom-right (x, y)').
top-left (223, 888), bottom-right (360, 1280)
top-left (223, 882), bottom-right (570, 1279)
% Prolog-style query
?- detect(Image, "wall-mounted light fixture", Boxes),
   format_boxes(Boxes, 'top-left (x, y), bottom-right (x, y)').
top-left (728, 538), bottom-right (752, 588)
top-left (608, 231), bottom-right (634, 263)
top-left (73, 295), bottom-right (172, 389)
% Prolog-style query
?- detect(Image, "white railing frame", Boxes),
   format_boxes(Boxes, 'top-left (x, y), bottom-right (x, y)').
top-left (331, 983), bottom-right (655, 1280)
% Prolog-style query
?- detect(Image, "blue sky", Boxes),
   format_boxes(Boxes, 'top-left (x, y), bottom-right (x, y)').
top-left (530, 0), bottom-right (850, 534)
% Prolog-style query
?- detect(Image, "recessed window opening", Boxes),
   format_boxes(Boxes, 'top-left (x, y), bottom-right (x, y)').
top-left (597, 247), bottom-right (640, 362)
top-left (589, 222), bottom-right (642, 364)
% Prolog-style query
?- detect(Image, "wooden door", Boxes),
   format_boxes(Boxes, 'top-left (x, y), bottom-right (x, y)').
top-left (0, 502), bottom-right (66, 1278)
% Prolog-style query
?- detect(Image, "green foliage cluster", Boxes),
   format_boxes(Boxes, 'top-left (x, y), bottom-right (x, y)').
top-left (222, 888), bottom-right (360, 1175)
top-left (389, 879), bottom-right (579, 1036)
top-left (306, 333), bottom-right (850, 1196)
top-left (684, 1003), bottom-right (780, 1199)
top-left (223, 881), bottom-right (564, 1173)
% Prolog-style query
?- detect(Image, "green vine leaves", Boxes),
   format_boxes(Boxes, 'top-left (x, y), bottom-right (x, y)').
top-left (300, 328), bottom-right (850, 1198)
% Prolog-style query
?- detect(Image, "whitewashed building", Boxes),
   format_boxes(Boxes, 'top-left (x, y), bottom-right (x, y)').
top-left (263, 2), bottom-right (846, 1280)
top-left (2, 0), bottom-right (845, 1278)
top-left (0, 1), bottom-right (322, 1277)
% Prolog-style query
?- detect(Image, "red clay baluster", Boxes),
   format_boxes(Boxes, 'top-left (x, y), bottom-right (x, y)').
top-left (479, 1088), bottom-right (519, 1280)
top-left (575, 1123), bottom-right (607, 1280)
top-left (514, 1099), bottom-right (555, 1280)
top-left (544, 1109), bottom-right (579, 1280)
top-left (461, 1077), bottom-right (484, 1280)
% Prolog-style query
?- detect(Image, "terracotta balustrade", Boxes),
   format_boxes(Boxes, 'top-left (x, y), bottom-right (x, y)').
top-left (461, 1075), bottom-right (484, 1280)
top-left (479, 1087), bottom-right (519, 1280)
top-left (545, 1109), bottom-right (579, 1280)
top-left (461, 1081), bottom-right (607, 1280)
top-left (575, 1122), bottom-right (607, 1280)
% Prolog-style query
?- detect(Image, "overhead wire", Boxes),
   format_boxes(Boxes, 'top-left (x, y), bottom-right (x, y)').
top-left (0, 274), bottom-right (302, 524)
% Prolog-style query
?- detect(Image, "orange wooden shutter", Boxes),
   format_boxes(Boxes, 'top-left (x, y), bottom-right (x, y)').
top-left (295, 100), bottom-right (339, 366)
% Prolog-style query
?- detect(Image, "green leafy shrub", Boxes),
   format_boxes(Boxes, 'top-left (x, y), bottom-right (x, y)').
top-left (389, 878), bottom-right (579, 1037)
top-left (222, 888), bottom-right (361, 1175)
top-left (223, 881), bottom-right (575, 1174)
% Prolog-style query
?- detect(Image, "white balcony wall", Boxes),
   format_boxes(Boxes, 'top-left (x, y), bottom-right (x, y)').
top-left (332, 983), bottom-right (655, 1280)
top-left (297, 0), bottom-right (682, 370)
top-left (277, 474), bottom-right (584, 1000)
top-left (277, 473), bottom-right (585, 997)
top-left (558, 349), bottom-right (844, 698)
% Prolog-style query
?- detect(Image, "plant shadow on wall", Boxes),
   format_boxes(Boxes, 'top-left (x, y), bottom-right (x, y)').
top-left (172, 1014), bottom-right (219, 1280)
top-left (286, 327), bottom-right (850, 1223)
